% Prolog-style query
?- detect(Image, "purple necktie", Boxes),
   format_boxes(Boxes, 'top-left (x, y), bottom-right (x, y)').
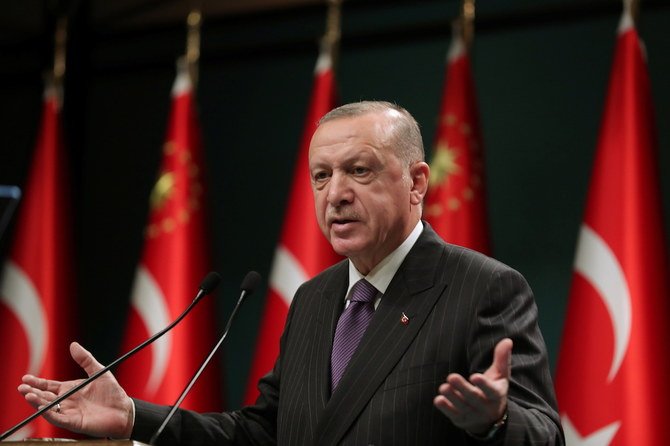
top-left (330, 279), bottom-right (377, 390)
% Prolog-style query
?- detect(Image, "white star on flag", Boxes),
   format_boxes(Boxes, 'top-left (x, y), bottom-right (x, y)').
top-left (562, 416), bottom-right (620, 446)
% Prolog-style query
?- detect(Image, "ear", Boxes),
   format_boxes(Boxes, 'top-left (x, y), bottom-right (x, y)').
top-left (409, 161), bottom-right (430, 205)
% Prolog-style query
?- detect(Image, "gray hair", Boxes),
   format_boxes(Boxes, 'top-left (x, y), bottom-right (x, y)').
top-left (318, 101), bottom-right (425, 166)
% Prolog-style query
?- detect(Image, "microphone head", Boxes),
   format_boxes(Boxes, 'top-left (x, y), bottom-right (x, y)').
top-left (199, 272), bottom-right (222, 294)
top-left (240, 271), bottom-right (262, 294)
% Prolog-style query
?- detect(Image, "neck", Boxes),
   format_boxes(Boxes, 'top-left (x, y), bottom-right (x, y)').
top-left (350, 218), bottom-right (421, 275)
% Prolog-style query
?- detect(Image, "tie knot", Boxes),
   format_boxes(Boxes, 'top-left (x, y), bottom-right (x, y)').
top-left (349, 279), bottom-right (377, 303)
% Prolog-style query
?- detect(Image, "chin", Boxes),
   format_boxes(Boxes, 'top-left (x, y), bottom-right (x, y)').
top-left (331, 244), bottom-right (353, 258)
top-left (330, 238), bottom-right (368, 259)
top-left (329, 238), bottom-right (353, 256)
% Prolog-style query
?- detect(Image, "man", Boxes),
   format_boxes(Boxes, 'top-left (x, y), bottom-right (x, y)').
top-left (19, 101), bottom-right (564, 444)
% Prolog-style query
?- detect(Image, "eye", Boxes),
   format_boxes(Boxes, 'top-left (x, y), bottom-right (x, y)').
top-left (312, 170), bottom-right (330, 183)
top-left (352, 166), bottom-right (370, 176)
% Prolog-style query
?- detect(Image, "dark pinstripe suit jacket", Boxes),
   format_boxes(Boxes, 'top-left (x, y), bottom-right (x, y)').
top-left (132, 225), bottom-right (564, 445)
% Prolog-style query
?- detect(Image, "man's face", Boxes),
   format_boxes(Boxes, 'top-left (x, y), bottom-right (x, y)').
top-left (308, 112), bottom-right (422, 274)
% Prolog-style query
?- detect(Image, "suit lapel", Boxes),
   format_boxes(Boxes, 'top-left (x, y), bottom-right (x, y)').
top-left (312, 226), bottom-right (448, 445)
top-left (309, 262), bottom-right (348, 418)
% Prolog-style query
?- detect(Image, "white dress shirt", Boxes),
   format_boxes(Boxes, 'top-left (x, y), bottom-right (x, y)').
top-left (345, 220), bottom-right (423, 309)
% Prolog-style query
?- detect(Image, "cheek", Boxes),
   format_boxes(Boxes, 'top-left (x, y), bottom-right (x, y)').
top-left (313, 193), bottom-right (328, 226)
top-left (364, 188), bottom-right (400, 216)
top-left (367, 195), bottom-right (406, 233)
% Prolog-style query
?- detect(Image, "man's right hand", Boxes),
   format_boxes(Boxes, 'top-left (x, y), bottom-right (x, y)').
top-left (18, 342), bottom-right (135, 439)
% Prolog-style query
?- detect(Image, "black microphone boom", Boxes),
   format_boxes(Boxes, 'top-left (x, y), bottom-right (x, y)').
top-left (0, 271), bottom-right (222, 441)
top-left (149, 271), bottom-right (262, 445)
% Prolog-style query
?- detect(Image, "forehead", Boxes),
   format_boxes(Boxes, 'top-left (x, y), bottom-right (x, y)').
top-left (309, 112), bottom-right (394, 158)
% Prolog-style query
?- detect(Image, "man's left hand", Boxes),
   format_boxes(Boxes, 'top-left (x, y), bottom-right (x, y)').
top-left (433, 338), bottom-right (512, 436)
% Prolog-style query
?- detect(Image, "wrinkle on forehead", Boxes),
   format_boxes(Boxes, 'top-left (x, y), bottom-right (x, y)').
top-left (309, 111), bottom-right (398, 159)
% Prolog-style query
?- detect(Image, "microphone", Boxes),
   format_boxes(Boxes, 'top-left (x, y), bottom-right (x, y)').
top-left (0, 185), bottom-right (21, 242)
top-left (149, 271), bottom-right (262, 445)
top-left (0, 271), bottom-right (222, 441)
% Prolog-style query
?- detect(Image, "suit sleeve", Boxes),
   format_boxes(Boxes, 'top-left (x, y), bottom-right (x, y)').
top-left (467, 266), bottom-right (564, 445)
top-left (131, 287), bottom-right (302, 446)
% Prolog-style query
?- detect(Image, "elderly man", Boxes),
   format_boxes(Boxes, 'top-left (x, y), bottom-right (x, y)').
top-left (19, 101), bottom-right (564, 445)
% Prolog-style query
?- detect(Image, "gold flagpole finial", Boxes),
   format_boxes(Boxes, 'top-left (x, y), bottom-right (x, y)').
top-left (321, 0), bottom-right (342, 67)
top-left (186, 8), bottom-right (202, 88)
top-left (461, 0), bottom-right (475, 49)
top-left (54, 16), bottom-right (67, 86)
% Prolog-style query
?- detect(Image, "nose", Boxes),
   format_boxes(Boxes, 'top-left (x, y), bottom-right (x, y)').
top-left (326, 171), bottom-right (354, 207)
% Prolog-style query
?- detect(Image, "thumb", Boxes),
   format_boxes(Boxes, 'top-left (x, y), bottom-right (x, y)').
top-left (70, 342), bottom-right (105, 377)
top-left (490, 338), bottom-right (513, 380)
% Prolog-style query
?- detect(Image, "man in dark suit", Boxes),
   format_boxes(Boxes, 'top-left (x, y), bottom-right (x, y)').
top-left (19, 101), bottom-right (564, 444)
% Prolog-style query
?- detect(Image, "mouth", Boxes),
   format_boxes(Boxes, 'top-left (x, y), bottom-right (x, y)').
top-left (329, 218), bottom-right (358, 230)
top-left (326, 207), bottom-right (362, 232)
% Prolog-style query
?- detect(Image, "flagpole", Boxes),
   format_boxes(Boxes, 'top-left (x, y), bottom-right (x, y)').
top-left (322, 0), bottom-right (342, 68)
top-left (53, 16), bottom-right (67, 86)
top-left (48, 16), bottom-right (67, 107)
top-left (624, 0), bottom-right (640, 28)
top-left (186, 7), bottom-right (202, 89)
top-left (461, 0), bottom-right (475, 50)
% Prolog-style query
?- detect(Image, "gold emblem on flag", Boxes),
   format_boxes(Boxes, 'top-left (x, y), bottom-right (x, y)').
top-left (146, 140), bottom-right (202, 238)
top-left (150, 172), bottom-right (175, 210)
top-left (429, 141), bottom-right (460, 188)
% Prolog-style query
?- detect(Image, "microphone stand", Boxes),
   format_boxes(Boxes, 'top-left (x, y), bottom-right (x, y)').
top-left (0, 272), bottom-right (221, 441)
top-left (149, 271), bottom-right (260, 445)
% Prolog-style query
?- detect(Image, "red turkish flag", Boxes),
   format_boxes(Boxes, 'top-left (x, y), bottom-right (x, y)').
top-left (243, 48), bottom-right (340, 405)
top-left (555, 10), bottom-right (670, 445)
top-left (0, 80), bottom-right (77, 439)
top-left (424, 32), bottom-right (490, 255)
top-left (116, 61), bottom-right (222, 411)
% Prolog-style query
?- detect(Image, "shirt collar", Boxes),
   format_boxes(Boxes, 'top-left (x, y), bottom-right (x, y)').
top-left (346, 220), bottom-right (423, 299)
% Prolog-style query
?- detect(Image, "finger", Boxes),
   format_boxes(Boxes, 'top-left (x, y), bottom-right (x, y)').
top-left (440, 384), bottom-right (472, 413)
top-left (434, 393), bottom-right (468, 424)
top-left (471, 372), bottom-right (506, 398)
top-left (487, 338), bottom-right (513, 380)
top-left (440, 374), bottom-right (479, 408)
top-left (18, 383), bottom-right (38, 397)
top-left (434, 394), bottom-right (459, 415)
top-left (23, 391), bottom-right (44, 410)
top-left (446, 373), bottom-right (473, 389)
top-left (447, 374), bottom-right (484, 399)
top-left (24, 387), bottom-right (59, 406)
top-left (24, 390), bottom-right (55, 411)
top-left (29, 395), bottom-right (70, 422)
top-left (448, 375), bottom-right (489, 409)
top-left (443, 375), bottom-right (469, 398)
top-left (30, 398), bottom-right (69, 426)
top-left (70, 342), bottom-right (105, 377)
top-left (21, 374), bottom-right (63, 393)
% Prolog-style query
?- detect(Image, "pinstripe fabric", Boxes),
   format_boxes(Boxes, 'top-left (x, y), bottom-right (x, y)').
top-left (331, 279), bottom-right (377, 390)
top-left (132, 224), bottom-right (564, 446)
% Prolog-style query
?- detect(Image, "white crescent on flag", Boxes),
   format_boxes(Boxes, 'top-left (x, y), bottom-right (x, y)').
top-left (269, 246), bottom-right (309, 307)
top-left (130, 266), bottom-right (171, 395)
top-left (573, 224), bottom-right (631, 382)
top-left (0, 261), bottom-right (48, 375)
